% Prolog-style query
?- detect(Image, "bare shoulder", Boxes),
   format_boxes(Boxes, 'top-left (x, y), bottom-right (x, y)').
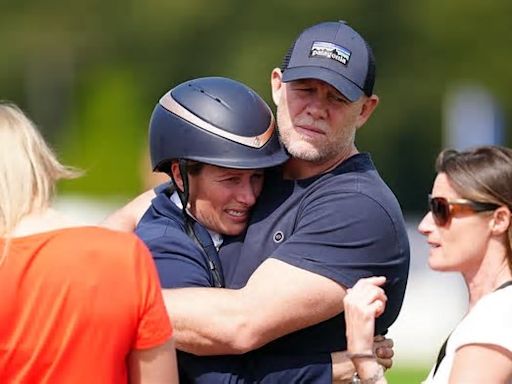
top-left (450, 343), bottom-right (512, 382)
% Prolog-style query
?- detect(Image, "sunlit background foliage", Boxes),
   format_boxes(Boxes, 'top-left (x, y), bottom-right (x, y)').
top-left (2, 0), bottom-right (511, 210)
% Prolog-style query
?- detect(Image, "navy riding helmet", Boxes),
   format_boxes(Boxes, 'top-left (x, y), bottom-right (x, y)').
top-left (148, 77), bottom-right (288, 288)
top-left (149, 76), bottom-right (289, 173)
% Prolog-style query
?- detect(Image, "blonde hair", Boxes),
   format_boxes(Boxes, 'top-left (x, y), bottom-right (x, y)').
top-left (0, 102), bottom-right (81, 237)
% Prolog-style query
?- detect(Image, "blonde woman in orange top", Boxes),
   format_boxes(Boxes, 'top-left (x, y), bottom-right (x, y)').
top-left (0, 102), bottom-right (178, 384)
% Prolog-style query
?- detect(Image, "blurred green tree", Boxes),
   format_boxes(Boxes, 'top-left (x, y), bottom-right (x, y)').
top-left (1, 0), bottom-right (511, 211)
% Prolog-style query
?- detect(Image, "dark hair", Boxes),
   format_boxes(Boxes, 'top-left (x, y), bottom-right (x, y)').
top-left (279, 41), bottom-right (295, 73)
top-left (436, 145), bottom-right (512, 270)
top-left (362, 40), bottom-right (376, 97)
top-left (153, 159), bottom-right (204, 177)
top-left (185, 160), bottom-right (204, 176)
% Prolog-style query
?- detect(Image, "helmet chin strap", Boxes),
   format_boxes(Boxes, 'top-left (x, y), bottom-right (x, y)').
top-left (169, 159), bottom-right (195, 242)
top-left (168, 159), bottom-right (223, 288)
top-left (177, 159), bottom-right (190, 211)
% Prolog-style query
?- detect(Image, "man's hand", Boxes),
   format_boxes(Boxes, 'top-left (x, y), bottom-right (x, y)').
top-left (374, 335), bottom-right (394, 370)
top-left (330, 335), bottom-right (393, 382)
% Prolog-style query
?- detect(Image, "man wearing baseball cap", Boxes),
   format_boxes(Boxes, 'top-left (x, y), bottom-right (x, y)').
top-left (281, 20), bottom-right (375, 103)
top-left (106, 20), bottom-right (409, 383)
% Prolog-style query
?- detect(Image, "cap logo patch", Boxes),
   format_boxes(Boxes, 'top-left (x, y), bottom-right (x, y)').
top-left (310, 41), bottom-right (351, 65)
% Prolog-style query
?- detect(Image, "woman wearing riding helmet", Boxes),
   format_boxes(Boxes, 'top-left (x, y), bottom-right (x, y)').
top-left (136, 77), bottom-right (328, 383)
top-left (138, 76), bottom-right (288, 290)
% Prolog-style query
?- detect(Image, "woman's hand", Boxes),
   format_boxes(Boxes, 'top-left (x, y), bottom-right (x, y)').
top-left (344, 276), bottom-right (388, 384)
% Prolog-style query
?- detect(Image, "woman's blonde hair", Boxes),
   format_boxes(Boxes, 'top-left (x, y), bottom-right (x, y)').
top-left (0, 102), bottom-right (81, 237)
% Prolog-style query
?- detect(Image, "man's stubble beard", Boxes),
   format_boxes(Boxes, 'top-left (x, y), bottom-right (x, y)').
top-left (277, 114), bottom-right (355, 164)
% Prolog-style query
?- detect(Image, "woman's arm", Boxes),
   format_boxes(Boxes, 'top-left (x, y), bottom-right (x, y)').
top-left (343, 276), bottom-right (388, 384)
top-left (449, 343), bottom-right (512, 383)
top-left (127, 339), bottom-right (179, 384)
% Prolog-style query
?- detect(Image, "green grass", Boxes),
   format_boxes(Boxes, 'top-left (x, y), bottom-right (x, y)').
top-left (385, 366), bottom-right (430, 383)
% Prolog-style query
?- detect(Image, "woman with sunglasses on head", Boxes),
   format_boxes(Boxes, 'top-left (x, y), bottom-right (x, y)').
top-left (343, 145), bottom-right (512, 383)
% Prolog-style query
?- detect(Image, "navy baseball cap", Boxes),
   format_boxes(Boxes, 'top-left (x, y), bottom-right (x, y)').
top-left (281, 21), bottom-right (375, 102)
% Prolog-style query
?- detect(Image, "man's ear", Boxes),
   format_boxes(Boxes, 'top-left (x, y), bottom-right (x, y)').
top-left (271, 68), bottom-right (284, 107)
top-left (170, 161), bottom-right (184, 192)
top-left (355, 94), bottom-right (379, 130)
top-left (490, 206), bottom-right (511, 236)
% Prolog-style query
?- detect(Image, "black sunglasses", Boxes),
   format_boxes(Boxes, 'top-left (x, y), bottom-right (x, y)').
top-left (428, 195), bottom-right (500, 226)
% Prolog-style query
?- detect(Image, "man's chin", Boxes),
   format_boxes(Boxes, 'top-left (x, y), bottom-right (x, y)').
top-left (286, 145), bottom-right (324, 162)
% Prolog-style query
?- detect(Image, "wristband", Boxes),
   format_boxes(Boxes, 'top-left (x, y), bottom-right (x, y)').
top-left (348, 352), bottom-right (376, 360)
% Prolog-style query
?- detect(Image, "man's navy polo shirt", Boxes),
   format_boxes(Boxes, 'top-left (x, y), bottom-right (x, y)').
top-left (220, 153), bottom-right (411, 353)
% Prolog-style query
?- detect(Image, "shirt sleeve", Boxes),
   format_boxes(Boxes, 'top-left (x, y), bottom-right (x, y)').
top-left (154, 181), bottom-right (172, 194)
top-left (143, 229), bottom-right (213, 288)
top-left (273, 190), bottom-right (405, 288)
top-left (272, 189), bottom-right (409, 335)
top-left (132, 237), bottom-right (173, 350)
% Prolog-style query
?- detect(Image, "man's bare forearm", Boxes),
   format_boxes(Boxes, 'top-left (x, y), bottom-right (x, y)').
top-left (162, 287), bottom-right (253, 355)
top-left (162, 259), bottom-right (346, 356)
